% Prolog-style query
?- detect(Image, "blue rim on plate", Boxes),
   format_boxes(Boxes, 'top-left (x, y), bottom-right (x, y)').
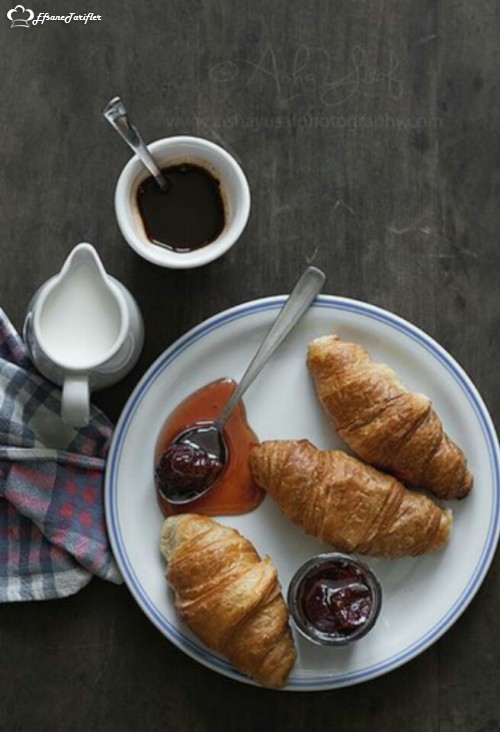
top-left (105, 295), bottom-right (500, 690)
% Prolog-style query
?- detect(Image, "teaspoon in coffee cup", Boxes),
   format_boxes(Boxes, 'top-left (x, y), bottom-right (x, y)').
top-left (103, 96), bottom-right (169, 192)
top-left (156, 266), bottom-right (326, 505)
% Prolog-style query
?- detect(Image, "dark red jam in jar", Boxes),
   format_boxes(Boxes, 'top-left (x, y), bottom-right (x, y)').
top-left (288, 553), bottom-right (382, 645)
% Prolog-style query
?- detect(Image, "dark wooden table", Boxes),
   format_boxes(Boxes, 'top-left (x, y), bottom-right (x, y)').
top-left (1, 1), bottom-right (499, 729)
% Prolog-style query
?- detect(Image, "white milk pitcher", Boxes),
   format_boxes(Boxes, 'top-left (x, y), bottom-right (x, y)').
top-left (23, 242), bottom-right (144, 427)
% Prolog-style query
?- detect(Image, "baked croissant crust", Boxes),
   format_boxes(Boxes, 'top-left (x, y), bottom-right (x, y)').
top-left (249, 440), bottom-right (452, 557)
top-left (307, 335), bottom-right (473, 499)
top-left (160, 514), bottom-right (296, 688)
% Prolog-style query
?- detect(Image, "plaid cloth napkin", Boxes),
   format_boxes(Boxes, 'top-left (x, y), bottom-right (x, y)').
top-left (0, 309), bottom-right (122, 601)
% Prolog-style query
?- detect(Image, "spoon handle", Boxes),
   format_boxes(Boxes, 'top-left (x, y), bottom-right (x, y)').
top-left (216, 266), bottom-right (326, 427)
top-left (103, 97), bottom-right (169, 192)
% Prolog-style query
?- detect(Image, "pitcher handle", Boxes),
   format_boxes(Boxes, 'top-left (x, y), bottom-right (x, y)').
top-left (61, 375), bottom-right (90, 427)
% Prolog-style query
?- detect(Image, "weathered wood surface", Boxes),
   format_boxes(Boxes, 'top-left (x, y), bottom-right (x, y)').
top-left (0, 0), bottom-right (499, 729)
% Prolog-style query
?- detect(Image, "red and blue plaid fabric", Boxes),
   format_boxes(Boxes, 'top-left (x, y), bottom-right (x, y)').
top-left (0, 309), bottom-right (121, 601)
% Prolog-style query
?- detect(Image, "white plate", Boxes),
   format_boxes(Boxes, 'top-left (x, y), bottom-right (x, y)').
top-left (105, 296), bottom-right (500, 691)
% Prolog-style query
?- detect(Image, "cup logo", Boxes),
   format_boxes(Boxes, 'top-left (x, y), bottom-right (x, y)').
top-left (6, 4), bottom-right (34, 27)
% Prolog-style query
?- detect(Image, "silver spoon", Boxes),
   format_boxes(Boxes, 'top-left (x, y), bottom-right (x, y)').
top-left (156, 266), bottom-right (326, 504)
top-left (103, 96), bottom-right (169, 192)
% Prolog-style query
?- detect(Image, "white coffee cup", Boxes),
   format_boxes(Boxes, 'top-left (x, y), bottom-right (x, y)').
top-left (114, 136), bottom-right (251, 269)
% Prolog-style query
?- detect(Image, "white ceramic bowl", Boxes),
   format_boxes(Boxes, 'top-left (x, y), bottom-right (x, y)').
top-left (114, 136), bottom-right (251, 269)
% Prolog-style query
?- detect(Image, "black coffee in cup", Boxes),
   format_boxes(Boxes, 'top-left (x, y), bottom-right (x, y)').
top-left (136, 163), bottom-right (225, 252)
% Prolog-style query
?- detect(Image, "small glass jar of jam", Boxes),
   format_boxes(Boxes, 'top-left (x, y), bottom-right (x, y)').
top-left (287, 553), bottom-right (382, 646)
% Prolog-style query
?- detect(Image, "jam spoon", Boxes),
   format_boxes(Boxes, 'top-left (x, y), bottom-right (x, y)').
top-left (103, 96), bottom-right (169, 192)
top-left (156, 266), bottom-right (326, 504)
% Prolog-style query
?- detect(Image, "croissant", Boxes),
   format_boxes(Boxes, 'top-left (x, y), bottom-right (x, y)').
top-left (307, 335), bottom-right (473, 500)
top-left (160, 514), bottom-right (296, 688)
top-left (249, 440), bottom-right (452, 557)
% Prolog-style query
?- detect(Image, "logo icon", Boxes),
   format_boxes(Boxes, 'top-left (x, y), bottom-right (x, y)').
top-left (6, 4), bottom-right (34, 27)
